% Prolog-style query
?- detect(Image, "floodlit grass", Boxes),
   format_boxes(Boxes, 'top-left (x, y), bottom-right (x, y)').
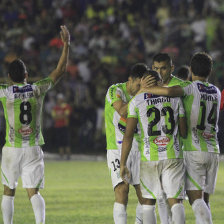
top-left (0, 160), bottom-right (223, 223)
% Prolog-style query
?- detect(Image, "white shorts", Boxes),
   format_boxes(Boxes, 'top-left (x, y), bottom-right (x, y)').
top-left (140, 159), bottom-right (185, 200)
top-left (107, 149), bottom-right (140, 189)
top-left (184, 151), bottom-right (219, 194)
top-left (1, 146), bottom-right (44, 189)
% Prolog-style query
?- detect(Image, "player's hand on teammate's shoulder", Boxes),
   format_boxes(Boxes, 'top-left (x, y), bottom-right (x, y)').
top-left (120, 165), bottom-right (130, 185)
top-left (60, 25), bottom-right (70, 45)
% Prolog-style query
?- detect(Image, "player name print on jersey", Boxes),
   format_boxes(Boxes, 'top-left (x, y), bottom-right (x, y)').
top-left (144, 93), bottom-right (171, 105)
top-left (197, 83), bottom-right (218, 102)
top-left (13, 85), bottom-right (34, 99)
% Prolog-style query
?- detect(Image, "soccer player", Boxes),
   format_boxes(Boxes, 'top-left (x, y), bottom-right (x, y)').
top-left (120, 70), bottom-right (187, 224)
top-left (152, 52), bottom-right (185, 224)
top-left (141, 52), bottom-right (220, 224)
top-left (1, 25), bottom-right (70, 224)
top-left (105, 63), bottom-right (155, 224)
top-left (152, 53), bottom-right (184, 87)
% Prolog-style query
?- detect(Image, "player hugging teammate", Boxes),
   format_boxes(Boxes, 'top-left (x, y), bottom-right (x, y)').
top-left (120, 52), bottom-right (220, 224)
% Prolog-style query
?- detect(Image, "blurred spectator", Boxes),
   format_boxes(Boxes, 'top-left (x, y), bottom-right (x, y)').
top-left (0, 0), bottom-right (223, 153)
top-left (51, 93), bottom-right (72, 159)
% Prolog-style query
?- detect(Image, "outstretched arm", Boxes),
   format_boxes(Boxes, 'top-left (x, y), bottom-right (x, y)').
top-left (49, 25), bottom-right (70, 83)
top-left (140, 85), bottom-right (184, 97)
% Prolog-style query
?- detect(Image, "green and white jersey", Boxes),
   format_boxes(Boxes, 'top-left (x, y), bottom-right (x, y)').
top-left (180, 80), bottom-right (221, 153)
top-left (168, 75), bottom-right (183, 87)
top-left (0, 77), bottom-right (53, 148)
top-left (105, 82), bottom-right (139, 150)
top-left (128, 92), bottom-right (185, 161)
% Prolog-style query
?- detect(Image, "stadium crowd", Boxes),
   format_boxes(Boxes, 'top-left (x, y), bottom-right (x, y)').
top-left (0, 0), bottom-right (223, 153)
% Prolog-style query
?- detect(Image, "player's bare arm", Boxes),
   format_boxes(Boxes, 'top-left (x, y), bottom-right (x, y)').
top-left (179, 117), bottom-right (187, 138)
top-left (113, 100), bottom-right (128, 118)
top-left (49, 25), bottom-right (70, 83)
top-left (120, 117), bottom-right (137, 184)
top-left (220, 89), bottom-right (224, 110)
top-left (140, 85), bottom-right (184, 97)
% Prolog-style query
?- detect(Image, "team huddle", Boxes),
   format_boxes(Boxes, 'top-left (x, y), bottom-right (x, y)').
top-left (105, 53), bottom-right (221, 224)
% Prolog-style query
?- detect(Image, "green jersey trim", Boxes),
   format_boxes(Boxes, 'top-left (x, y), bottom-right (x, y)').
top-left (186, 172), bottom-right (202, 190)
top-left (14, 99), bottom-right (22, 148)
top-left (173, 185), bottom-right (184, 199)
top-left (1, 169), bottom-right (9, 185)
top-left (140, 179), bottom-right (156, 199)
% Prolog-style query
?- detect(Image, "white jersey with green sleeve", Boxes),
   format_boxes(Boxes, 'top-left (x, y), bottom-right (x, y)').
top-left (105, 82), bottom-right (139, 150)
top-left (180, 80), bottom-right (220, 153)
top-left (128, 93), bottom-right (185, 161)
top-left (0, 77), bottom-right (53, 148)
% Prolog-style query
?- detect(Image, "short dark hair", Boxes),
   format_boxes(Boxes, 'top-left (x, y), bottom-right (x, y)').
top-left (190, 52), bottom-right (213, 78)
top-left (176, 65), bottom-right (190, 81)
top-left (143, 70), bottom-right (161, 82)
top-left (130, 63), bottom-right (148, 79)
top-left (8, 59), bottom-right (27, 83)
top-left (152, 53), bottom-right (172, 65)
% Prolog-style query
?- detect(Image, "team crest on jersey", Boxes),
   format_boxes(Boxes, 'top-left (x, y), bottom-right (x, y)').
top-left (153, 136), bottom-right (170, 147)
top-left (197, 83), bottom-right (217, 94)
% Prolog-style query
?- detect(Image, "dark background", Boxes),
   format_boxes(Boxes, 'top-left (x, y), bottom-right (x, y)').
top-left (0, 0), bottom-right (223, 154)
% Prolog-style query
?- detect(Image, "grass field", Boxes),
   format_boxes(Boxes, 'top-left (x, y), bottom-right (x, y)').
top-left (0, 160), bottom-right (223, 224)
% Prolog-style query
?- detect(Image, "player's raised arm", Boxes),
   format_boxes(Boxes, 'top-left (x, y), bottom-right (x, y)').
top-left (140, 85), bottom-right (184, 97)
top-left (49, 25), bottom-right (70, 83)
top-left (120, 117), bottom-right (137, 184)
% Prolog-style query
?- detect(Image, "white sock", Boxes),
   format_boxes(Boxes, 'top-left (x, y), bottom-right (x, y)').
top-left (113, 202), bottom-right (127, 224)
top-left (143, 205), bottom-right (157, 224)
top-left (135, 202), bottom-right (143, 224)
top-left (157, 197), bottom-right (170, 224)
top-left (192, 199), bottom-right (212, 224)
top-left (30, 194), bottom-right (45, 224)
top-left (171, 203), bottom-right (185, 224)
top-left (1, 195), bottom-right (14, 224)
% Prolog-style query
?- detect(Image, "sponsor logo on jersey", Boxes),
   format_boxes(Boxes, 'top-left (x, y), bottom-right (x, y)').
top-left (158, 147), bottom-right (167, 152)
top-left (144, 93), bottom-right (152, 99)
top-left (153, 136), bottom-right (170, 146)
top-left (13, 85), bottom-right (33, 93)
top-left (19, 126), bottom-right (33, 136)
top-left (118, 117), bottom-right (138, 134)
top-left (197, 83), bottom-right (217, 94)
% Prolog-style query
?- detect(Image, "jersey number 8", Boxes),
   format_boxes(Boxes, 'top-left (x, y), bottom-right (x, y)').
top-left (20, 102), bottom-right (32, 125)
